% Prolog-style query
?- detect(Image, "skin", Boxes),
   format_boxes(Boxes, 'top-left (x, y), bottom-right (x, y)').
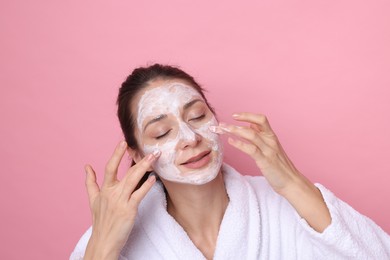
top-left (84, 79), bottom-right (331, 260)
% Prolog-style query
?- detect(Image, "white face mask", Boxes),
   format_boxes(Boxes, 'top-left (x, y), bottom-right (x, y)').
top-left (136, 82), bottom-right (223, 185)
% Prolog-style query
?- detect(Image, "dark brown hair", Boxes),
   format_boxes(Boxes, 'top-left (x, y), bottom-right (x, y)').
top-left (116, 63), bottom-right (214, 186)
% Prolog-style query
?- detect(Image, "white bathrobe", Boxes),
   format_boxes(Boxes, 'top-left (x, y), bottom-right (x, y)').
top-left (70, 164), bottom-right (390, 259)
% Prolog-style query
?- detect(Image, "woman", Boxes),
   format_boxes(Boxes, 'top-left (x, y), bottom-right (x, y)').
top-left (71, 64), bottom-right (390, 259)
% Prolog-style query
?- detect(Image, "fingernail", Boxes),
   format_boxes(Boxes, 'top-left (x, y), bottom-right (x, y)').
top-left (228, 137), bottom-right (236, 144)
top-left (232, 113), bottom-right (240, 118)
top-left (148, 149), bottom-right (161, 161)
top-left (120, 141), bottom-right (127, 149)
top-left (148, 175), bottom-right (156, 183)
top-left (219, 122), bottom-right (231, 132)
top-left (152, 149), bottom-right (161, 157)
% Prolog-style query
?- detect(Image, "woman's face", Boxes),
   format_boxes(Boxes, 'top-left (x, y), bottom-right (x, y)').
top-left (132, 79), bottom-right (223, 185)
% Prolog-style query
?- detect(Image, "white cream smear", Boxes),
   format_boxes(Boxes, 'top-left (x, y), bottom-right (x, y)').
top-left (137, 82), bottom-right (223, 185)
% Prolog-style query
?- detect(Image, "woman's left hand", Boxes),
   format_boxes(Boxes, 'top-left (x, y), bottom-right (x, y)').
top-left (211, 112), bottom-right (305, 196)
top-left (211, 112), bottom-right (331, 232)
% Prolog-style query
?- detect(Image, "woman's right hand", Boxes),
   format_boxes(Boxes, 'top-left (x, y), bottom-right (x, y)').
top-left (83, 141), bottom-right (160, 260)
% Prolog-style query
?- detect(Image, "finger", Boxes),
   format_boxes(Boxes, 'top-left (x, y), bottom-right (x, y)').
top-left (103, 141), bottom-right (127, 187)
top-left (215, 123), bottom-right (268, 152)
top-left (232, 113), bottom-right (274, 134)
top-left (128, 175), bottom-right (156, 207)
top-left (120, 150), bottom-right (161, 200)
top-left (227, 137), bottom-right (264, 163)
top-left (85, 165), bottom-right (100, 207)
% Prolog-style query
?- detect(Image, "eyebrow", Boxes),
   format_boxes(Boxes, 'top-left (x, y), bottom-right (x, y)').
top-left (143, 114), bottom-right (167, 132)
top-left (142, 99), bottom-right (205, 132)
top-left (183, 99), bottom-right (204, 110)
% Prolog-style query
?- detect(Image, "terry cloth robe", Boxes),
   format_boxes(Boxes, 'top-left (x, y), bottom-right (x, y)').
top-left (70, 164), bottom-right (390, 259)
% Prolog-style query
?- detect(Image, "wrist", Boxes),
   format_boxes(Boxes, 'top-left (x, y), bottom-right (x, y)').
top-left (276, 171), bottom-right (313, 198)
top-left (278, 174), bottom-right (331, 233)
top-left (84, 233), bottom-right (120, 260)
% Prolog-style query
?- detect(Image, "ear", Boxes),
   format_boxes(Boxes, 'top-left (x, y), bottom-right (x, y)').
top-left (127, 148), bottom-right (154, 172)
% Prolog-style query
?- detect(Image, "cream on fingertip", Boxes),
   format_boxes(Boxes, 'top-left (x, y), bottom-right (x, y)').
top-left (152, 149), bottom-right (161, 157)
top-left (147, 150), bottom-right (160, 161)
top-left (209, 125), bottom-right (224, 134)
top-left (218, 123), bottom-right (231, 132)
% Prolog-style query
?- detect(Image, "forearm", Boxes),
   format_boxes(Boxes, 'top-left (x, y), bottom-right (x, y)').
top-left (280, 173), bottom-right (331, 233)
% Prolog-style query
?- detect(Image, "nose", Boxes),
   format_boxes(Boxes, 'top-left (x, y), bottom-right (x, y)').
top-left (177, 122), bottom-right (201, 149)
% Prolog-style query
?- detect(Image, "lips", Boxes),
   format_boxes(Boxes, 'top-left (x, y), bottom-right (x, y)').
top-left (181, 151), bottom-right (211, 165)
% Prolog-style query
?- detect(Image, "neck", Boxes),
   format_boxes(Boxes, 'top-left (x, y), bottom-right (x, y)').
top-left (163, 170), bottom-right (229, 238)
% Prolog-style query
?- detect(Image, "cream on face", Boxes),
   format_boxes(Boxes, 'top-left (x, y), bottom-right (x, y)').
top-left (136, 82), bottom-right (223, 185)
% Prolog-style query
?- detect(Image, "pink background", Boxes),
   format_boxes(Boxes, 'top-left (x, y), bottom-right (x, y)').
top-left (1, 1), bottom-right (389, 259)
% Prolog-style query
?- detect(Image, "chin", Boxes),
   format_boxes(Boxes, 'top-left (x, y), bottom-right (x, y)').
top-left (176, 156), bottom-right (223, 185)
top-left (157, 148), bottom-right (224, 185)
top-left (184, 171), bottom-right (219, 185)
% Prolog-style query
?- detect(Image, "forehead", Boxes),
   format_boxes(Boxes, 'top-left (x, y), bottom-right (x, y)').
top-left (134, 80), bottom-right (203, 125)
top-left (140, 82), bottom-right (200, 105)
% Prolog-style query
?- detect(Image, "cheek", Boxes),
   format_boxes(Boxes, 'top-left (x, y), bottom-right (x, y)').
top-left (157, 149), bottom-right (176, 168)
top-left (194, 117), bottom-right (220, 148)
top-left (143, 136), bottom-right (179, 167)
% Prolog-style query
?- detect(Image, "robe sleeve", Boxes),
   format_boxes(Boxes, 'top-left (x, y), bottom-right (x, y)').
top-left (69, 227), bottom-right (91, 260)
top-left (298, 184), bottom-right (390, 259)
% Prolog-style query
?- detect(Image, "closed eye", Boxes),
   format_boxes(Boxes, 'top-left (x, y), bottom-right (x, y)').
top-left (155, 130), bottom-right (171, 140)
top-left (189, 114), bottom-right (205, 121)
